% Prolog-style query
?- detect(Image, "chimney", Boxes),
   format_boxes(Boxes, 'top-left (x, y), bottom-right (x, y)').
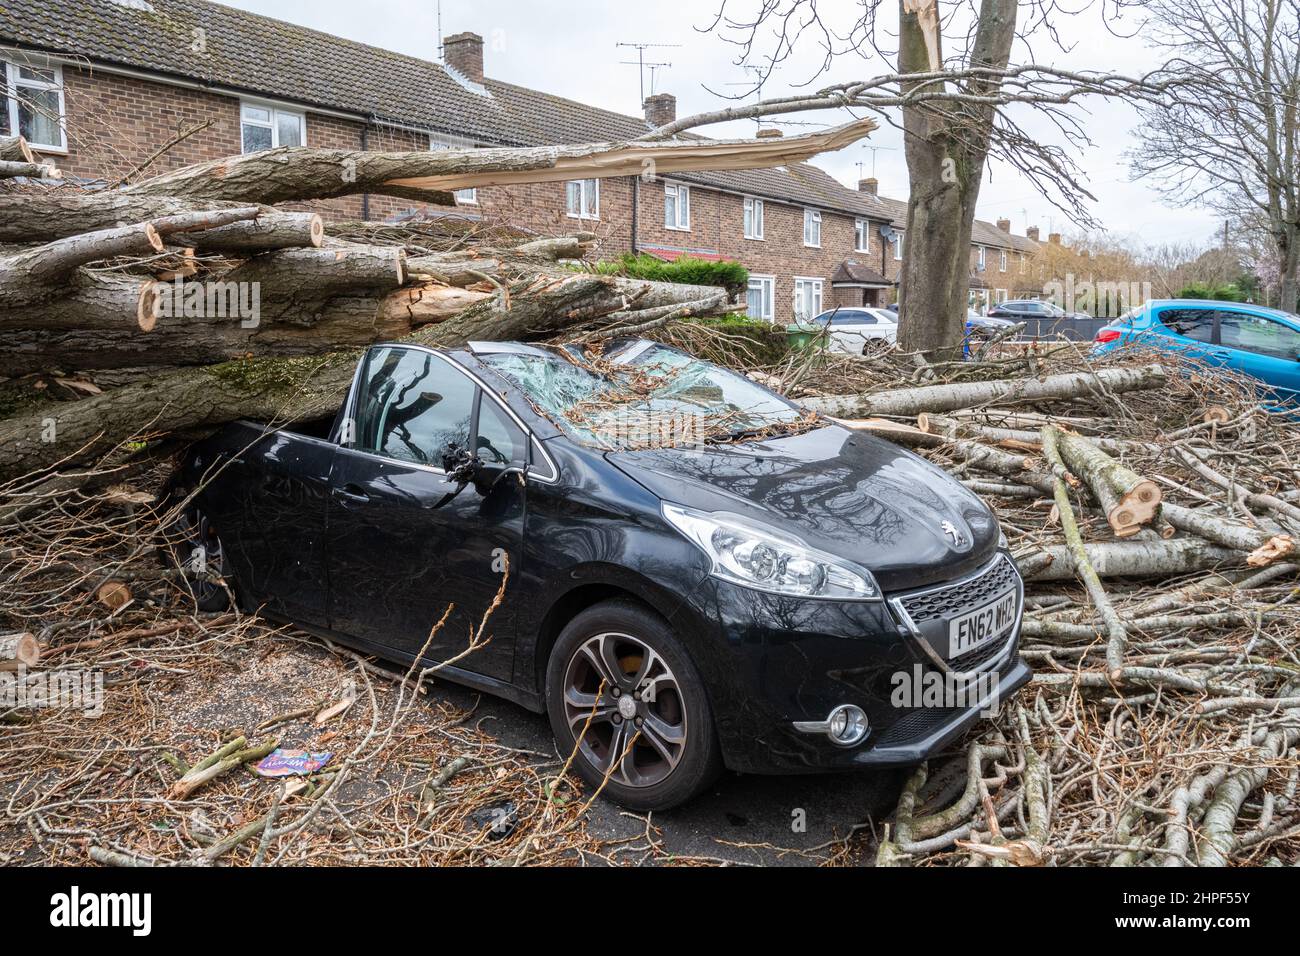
top-left (1048, 232), bottom-right (1062, 245)
top-left (1026, 226), bottom-right (1040, 241)
top-left (756, 128), bottom-right (783, 138)
top-left (859, 177), bottom-right (878, 196)
top-left (996, 217), bottom-right (1011, 233)
top-left (643, 93), bottom-right (676, 128)
top-left (443, 31), bottom-right (484, 84)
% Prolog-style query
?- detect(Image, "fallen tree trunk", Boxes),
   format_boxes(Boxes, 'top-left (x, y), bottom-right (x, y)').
top-left (1161, 502), bottom-right (1295, 566)
top-left (1056, 430), bottom-right (1161, 534)
top-left (0, 271), bottom-right (728, 479)
top-left (802, 364), bottom-right (1168, 418)
top-left (1020, 537), bottom-right (1239, 581)
top-left (0, 134), bottom-right (36, 163)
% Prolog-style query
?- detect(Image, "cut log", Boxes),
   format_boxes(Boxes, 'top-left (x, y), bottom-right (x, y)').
top-left (1161, 502), bottom-right (1295, 566)
top-left (0, 632), bottom-right (40, 671)
top-left (1021, 537), bottom-right (1240, 581)
top-left (0, 134), bottom-right (36, 163)
top-left (168, 211), bottom-right (325, 253)
top-left (801, 364), bottom-right (1168, 419)
top-left (0, 159), bottom-right (61, 180)
top-left (0, 194), bottom-right (267, 243)
top-left (1055, 431), bottom-right (1160, 535)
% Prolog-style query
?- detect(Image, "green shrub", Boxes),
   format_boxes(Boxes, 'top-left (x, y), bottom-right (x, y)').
top-left (586, 253), bottom-right (749, 298)
top-left (1177, 282), bottom-right (1247, 303)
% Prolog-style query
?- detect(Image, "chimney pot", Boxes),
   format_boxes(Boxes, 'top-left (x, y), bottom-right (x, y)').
top-left (996, 217), bottom-right (1011, 233)
top-left (1049, 232), bottom-right (1062, 245)
top-left (443, 31), bottom-right (484, 84)
top-left (1026, 226), bottom-right (1040, 241)
top-left (859, 177), bottom-right (878, 196)
top-left (643, 93), bottom-right (677, 128)
top-left (755, 127), bottom-right (783, 139)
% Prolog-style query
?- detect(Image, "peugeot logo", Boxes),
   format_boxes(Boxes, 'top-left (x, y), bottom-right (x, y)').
top-left (940, 520), bottom-right (965, 546)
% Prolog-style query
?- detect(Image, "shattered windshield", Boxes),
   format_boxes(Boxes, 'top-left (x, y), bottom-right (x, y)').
top-left (480, 340), bottom-right (814, 450)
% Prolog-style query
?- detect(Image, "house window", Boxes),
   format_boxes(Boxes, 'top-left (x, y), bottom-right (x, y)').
top-left (1019, 253), bottom-right (1026, 273)
top-left (794, 277), bottom-right (824, 321)
top-left (429, 134), bottom-right (478, 204)
top-left (744, 197), bottom-right (764, 239)
top-left (1000, 249), bottom-right (1008, 272)
top-left (3, 63), bottom-right (66, 151)
top-left (854, 219), bottom-right (869, 252)
top-left (566, 179), bottom-right (599, 219)
top-left (977, 246), bottom-right (987, 271)
top-left (892, 231), bottom-right (904, 260)
top-left (803, 208), bottom-right (821, 247)
top-left (746, 275), bottom-right (775, 322)
top-left (241, 102), bottom-right (304, 154)
top-left (665, 183), bottom-right (690, 230)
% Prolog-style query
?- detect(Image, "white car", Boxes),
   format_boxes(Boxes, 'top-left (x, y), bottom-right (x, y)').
top-left (811, 308), bottom-right (899, 353)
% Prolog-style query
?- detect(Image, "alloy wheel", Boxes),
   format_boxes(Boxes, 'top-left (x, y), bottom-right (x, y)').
top-left (561, 631), bottom-right (687, 788)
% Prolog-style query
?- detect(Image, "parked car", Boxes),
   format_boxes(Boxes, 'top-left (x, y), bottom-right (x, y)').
top-left (988, 299), bottom-right (1088, 321)
top-left (1093, 299), bottom-right (1300, 405)
top-left (810, 307), bottom-right (899, 352)
top-left (170, 339), bottom-right (1028, 809)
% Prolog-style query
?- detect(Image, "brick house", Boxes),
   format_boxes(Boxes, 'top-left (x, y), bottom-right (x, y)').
top-left (0, 0), bottom-right (1042, 323)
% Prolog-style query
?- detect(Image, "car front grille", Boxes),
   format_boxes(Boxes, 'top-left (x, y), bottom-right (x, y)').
top-left (890, 552), bottom-right (1022, 674)
top-left (896, 553), bottom-right (1019, 624)
top-left (874, 707), bottom-right (961, 747)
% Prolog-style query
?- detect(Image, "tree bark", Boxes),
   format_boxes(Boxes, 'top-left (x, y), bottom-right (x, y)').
top-left (1021, 537), bottom-right (1240, 581)
top-left (0, 135), bottom-right (36, 163)
top-left (801, 364), bottom-right (1167, 418)
top-left (0, 159), bottom-right (61, 180)
top-left (897, 0), bottom-right (1018, 359)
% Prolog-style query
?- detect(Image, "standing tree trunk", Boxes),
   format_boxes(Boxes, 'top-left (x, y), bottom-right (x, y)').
top-left (897, 0), bottom-right (1017, 360)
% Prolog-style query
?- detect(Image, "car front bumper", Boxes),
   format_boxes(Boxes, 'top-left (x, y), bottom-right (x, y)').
top-left (669, 551), bottom-right (1029, 774)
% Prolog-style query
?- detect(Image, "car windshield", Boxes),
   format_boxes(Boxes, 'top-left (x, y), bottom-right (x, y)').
top-left (480, 340), bottom-right (812, 450)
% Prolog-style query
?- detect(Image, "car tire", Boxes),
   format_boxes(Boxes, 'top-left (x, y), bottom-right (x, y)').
top-left (545, 599), bottom-right (722, 811)
top-left (162, 489), bottom-right (232, 613)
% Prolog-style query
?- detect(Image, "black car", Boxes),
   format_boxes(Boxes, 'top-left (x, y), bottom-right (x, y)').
top-left (988, 299), bottom-right (1086, 321)
top-left (171, 339), bottom-right (1028, 809)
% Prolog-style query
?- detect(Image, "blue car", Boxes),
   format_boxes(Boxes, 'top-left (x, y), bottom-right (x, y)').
top-left (1093, 299), bottom-right (1300, 405)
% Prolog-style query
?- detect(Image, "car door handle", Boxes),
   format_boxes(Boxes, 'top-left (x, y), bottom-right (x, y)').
top-left (333, 484), bottom-right (370, 504)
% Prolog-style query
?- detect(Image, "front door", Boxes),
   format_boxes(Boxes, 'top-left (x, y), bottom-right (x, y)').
top-left (325, 346), bottom-right (524, 681)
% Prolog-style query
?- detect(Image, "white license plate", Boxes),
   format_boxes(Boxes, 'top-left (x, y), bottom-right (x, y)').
top-left (948, 590), bottom-right (1017, 658)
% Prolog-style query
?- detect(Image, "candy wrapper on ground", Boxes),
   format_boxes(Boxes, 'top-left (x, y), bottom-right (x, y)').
top-left (254, 749), bottom-right (333, 778)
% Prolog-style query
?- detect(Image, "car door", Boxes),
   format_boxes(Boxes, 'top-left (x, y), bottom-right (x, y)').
top-left (325, 345), bottom-right (524, 681)
top-left (1213, 308), bottom-right (1300, 403)
top-left (830, 310), bottom-right (876, 351)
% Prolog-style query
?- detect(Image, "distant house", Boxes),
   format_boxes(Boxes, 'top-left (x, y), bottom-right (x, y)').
top-left (0, 0), bottom-right (1041, 321)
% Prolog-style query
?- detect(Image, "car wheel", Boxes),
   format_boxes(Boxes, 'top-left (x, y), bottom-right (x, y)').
top-left (167, 496), bottom-right (231, 612)
top-left (545, 599), bottom-right (722, 811)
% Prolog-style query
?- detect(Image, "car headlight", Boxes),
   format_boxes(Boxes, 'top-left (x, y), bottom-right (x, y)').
top-left (662, 503), bottom-right (881, 600)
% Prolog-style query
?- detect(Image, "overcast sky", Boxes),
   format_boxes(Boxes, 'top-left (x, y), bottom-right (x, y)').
top-left (222, 0), bottom-right (1218, 248)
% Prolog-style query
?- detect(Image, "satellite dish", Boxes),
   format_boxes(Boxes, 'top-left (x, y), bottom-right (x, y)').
top-left (878, 224), bottom-right (897, 241)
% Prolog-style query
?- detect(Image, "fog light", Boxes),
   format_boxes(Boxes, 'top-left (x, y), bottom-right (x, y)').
top-left (827, 705), bottom-right (869, 746)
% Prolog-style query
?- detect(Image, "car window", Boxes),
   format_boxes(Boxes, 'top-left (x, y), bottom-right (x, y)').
top-left (475, 393), bottom-right (527, 466)
top-left (831, 312), bottom-right (876, 326)
top-left (354, 346), bottom-right (476, 465)
top-left (1156, 308), bottom-right (1215, 343)
top-left (1217, 311), bottom-right (1300, 361)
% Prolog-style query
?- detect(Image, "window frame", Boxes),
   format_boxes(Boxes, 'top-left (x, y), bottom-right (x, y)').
top-left (743, 196), bottom-right (764, 240)
top-left (745, 273), bottom-right (775, 322)
top-left (999, 249), bottom-right (1008, 272)
top-left (854, 218), bottom-right (869, 253)
top-left (240, 100), bottom-right (305, 155)
top-left (566, 178), bottom-right (600, 220)
top-left (977, 246), bottom-right (987, 271)
top-left (793, 276), bottom-right (824, 321)
top-left (892, 231), bottom-right (904, 261)
top-left (803, 208), bottom-right (822, 248)
top-left (3, 61), bottom-right (67, 152)
top-left (664, 182), bottom-right (691, 231)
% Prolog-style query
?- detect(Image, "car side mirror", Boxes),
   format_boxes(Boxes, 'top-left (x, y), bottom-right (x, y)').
top-left (473, 461), bottom-right (526, 496)
top-left (441, 443), bottom-right (481, 484)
